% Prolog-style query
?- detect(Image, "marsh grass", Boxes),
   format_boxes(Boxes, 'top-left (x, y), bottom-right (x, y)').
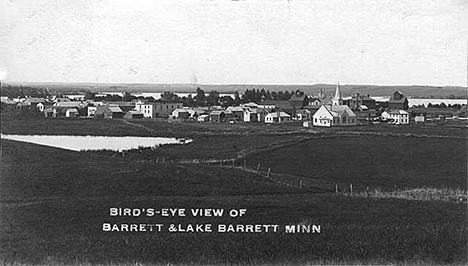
top-left (348, 187), bottom-right (467, 202)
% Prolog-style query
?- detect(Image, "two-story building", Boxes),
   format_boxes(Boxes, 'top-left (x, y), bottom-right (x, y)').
top-left (135, 101), bottom-right (183, 118)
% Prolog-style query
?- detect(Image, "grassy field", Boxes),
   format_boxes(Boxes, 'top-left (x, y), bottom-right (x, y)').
top-left (1, 139), bottom-right (467, 265)
top-left (244, 135), bottom-right (467, 190)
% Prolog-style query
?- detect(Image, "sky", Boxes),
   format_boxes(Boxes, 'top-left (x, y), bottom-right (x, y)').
top-left (0, 0), bottom-right (467, 86)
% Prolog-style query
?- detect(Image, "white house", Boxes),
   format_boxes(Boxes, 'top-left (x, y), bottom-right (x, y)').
top-left (312, 105), bottom-right (358, 127)
top-left (197, 114), bottom-right (210, 122)
top-left (87, 106), bottom-right (98, 117)
top-left (65, 108), bottom-right (79, 118)
top-left (387, 110), bottom-right (410, 124)
top-left (265, 112), bottom-right (291, 123)
top-left (36, 102), bottom-right (47, 112)
top-left (414, 114), bottom-right (425, 123)
top-left (135, 101), bottom-right (183, 118)
top-left (243, 108), bottom-right (269, 122)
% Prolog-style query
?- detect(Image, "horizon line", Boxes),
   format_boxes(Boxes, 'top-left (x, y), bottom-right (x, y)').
top-left (2, 81), bottom-right (467, 88)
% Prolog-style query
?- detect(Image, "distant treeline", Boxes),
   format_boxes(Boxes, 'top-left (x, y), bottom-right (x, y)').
top-left (412, 103), bottom-right (464, 109)
top-left (1, 85), bottom-right (52, 98)
top-left (90, 87), bottom-right (304, 107)
top-left (0, 85), bottom-right (87, 99)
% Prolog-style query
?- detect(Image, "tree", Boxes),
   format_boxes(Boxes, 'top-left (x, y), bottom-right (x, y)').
top-left (220, 95), bottom-right (234, 107)
top-left (271, 91), bottom-right (278, 100)
top-left (183, 94), bottom-right (194, 107)
top-left (234, 91), bottom-right (241, 106)
top-left (195, 87), bottom-right (206, 106)
top-left (160, 92), bottom-right (180, 102)
top-left (207, 90), bottom-right (220, 106)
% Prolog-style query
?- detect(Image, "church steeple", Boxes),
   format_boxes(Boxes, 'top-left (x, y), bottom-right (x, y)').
top-left (332, 83), bottom-right (343, 106)
top-left (317, 88), bottom-right (325, 98)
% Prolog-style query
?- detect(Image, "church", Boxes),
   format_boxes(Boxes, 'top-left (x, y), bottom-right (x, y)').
top-left (312, 84), bottom-right (358, 127)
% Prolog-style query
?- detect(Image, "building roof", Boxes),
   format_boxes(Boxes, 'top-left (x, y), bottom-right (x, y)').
top-left (173, 108), bottom-right (189, 113)
top-left (308, 97), bottom-right (322, 102)
top-left (245, 107), bottom-right (269, 114)
top-left (210, 110), bottom-right (225, 116)
top-left (321, 105), bottom-right (356, 118)
top-left (267, 111), bottom-right (291, 118)
top-left (389, 91), bottom-right (408, 103)
top-left (226, 106), bottom-right (244, 112)
top-left (24, 97), bottom-right (46, 104)
top-left (289, 94), bottom-right (308, 102)
top-left (126, 110), bottom-right (144, 115)
top-left (54, 97), bottom-right (71, 102)
top-left (104, 101), bottom-right (136, 106)
top-left (260, 100), bottom-right (289, 106)
top-left (55, 102), bottom-right (84, 108)
top-left (107, 106), bottom-right (123, 113)
top-left (303, 105), bottom-right (321, 110)
top-left (242, 102), bottom-right (258, 108)
top-left (1, 97), bottom-right (16, 104)
top-left (389, 110), bottom-right (409, 115)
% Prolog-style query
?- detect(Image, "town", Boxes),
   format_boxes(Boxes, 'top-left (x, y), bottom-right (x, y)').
top-left (1, 84), bottom-right (466, 127)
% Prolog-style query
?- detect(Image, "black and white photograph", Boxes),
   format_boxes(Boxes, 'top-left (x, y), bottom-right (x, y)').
top-left (0, 0), bottom-right (467, 265)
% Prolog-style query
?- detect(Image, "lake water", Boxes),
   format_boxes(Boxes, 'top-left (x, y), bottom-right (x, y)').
top-left (370, 97), bottom-right (466, 107)
top-left (1, 134), bottom-right (191, 152)
top-left (131, 92), bottom-right (235, 100)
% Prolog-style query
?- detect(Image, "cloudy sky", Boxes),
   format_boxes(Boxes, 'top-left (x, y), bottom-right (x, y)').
top-left (0, 0), bottom-right (467, 86)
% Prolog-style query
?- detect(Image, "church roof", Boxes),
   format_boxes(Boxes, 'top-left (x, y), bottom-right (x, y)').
top-left (323, 105), bottom-right (356, 117)
top-left (289, 94), bottom-right (308, 102)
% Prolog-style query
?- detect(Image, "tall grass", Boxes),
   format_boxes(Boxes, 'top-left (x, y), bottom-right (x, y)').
top-left (348, 187), bottom-right (467, 202)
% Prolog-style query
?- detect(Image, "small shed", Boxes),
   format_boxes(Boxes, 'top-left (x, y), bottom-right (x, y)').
top-left (197, 114), bottom-right (210, 122)
top-left (95, 105), bottom-right (124, 119)
top-left (124, 111), bottom-right (144, 119)
top-left (65, 108), bottom-right (79, 118)
top-left (209, 110), bottom-right (226, 123)
top-left (226, 106), bottom-right (244, 121)
top-left (265, 112), bottom-right (291, 123)
top-left (172, 109), bottom-right (190, 120)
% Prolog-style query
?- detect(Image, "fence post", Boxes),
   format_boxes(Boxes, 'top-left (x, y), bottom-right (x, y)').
top-left (300, 180), bottom-right (304, 188)
top-left (232, 159), bottom-right (235, 167)
top-left (256, 163), bottom-right (261, 172)
top-left (162, 158), bottom-right (165, 163)
top-left (244, 160), bottom-right (246, 168)
top-left (267, 168), bottom-right (271, 178)
top-left (156, 157), bottom-right (159, 162)
top-left (350, 183), bottom-right (353, 194)
top-left (335, 184), bottom-right (338, 194)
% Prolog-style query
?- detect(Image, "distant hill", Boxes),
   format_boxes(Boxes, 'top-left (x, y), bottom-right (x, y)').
top-left (2, 82), bottom-right (467, 98)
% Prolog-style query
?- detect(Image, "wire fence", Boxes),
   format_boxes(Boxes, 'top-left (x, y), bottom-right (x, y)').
top-left (139, 156), bottom-right (467, 203)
